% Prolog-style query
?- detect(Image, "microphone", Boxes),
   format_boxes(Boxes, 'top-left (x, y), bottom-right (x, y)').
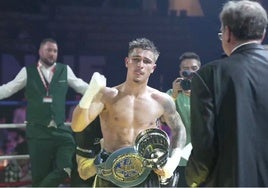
top-left (186, 70), bottom-right (212, 95)
top-left (180, 70), bottom-right (211, 94)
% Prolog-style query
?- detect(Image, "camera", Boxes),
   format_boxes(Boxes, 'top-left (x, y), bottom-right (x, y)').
top-left (180, 79), bottom-right (191, 91)
top-left (180, 70), bottom-right (194, 91)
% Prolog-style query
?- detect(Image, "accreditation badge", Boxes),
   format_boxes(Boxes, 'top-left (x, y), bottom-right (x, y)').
top-left (43, 96), bottom-right (53, 103)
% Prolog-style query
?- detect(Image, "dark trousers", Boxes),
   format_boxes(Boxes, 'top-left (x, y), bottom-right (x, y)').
top-left (177, 166), bottom-right (187, 187)
top-left (94, 172), bottom-right (160, 187)
top-left (71, 174), bottom-right (95, 187)
top-left (27, 128), bottom-right (75, 187)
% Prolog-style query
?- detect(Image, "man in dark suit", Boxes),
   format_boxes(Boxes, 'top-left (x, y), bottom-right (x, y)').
top-left (185, 1), bottom-right (268, 187)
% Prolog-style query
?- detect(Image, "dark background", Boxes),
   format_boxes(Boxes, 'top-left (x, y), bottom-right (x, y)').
top-left (0, 0), bottom-right (268, 122)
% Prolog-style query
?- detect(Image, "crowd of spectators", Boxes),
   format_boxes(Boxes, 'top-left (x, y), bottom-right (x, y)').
top-left (0, 99), bottom-right (78, 185)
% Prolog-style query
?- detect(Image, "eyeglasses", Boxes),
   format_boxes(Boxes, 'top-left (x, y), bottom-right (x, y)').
top-left (218, 32), bottom-right (222, 41)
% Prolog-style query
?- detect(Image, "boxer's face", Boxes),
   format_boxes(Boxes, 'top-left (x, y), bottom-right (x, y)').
top-left (125, 48), bottom-right (156, 83)
top-left (39, 41), bottom-right (58, 67)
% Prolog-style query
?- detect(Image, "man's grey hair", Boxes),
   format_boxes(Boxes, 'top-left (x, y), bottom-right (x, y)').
top-left (220, 0), bottom-right (268, 40)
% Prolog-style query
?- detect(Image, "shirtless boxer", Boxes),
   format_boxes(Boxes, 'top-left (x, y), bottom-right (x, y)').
top-left (71, 38), bottom-right (186, 187)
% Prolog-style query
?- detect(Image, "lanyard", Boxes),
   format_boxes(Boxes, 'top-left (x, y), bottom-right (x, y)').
top-left (37, 63), bottom-right (55, 96)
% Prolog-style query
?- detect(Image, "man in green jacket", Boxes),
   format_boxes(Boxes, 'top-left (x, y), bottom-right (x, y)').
top-left (0, 38), bottom-right (88, 186)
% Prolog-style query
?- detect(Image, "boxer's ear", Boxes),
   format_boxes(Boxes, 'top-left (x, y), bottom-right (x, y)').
top-left (150, 64), bottom-right (157, 73)
top-left (125, 57), bottom-right (129, 68)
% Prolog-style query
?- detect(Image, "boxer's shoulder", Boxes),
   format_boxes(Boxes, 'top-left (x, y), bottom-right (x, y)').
top-left (102, 86), bottom-right (119, 99)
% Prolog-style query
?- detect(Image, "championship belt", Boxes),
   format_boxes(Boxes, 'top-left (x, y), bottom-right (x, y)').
top-left (95, 147), bottom-right (151, 187)
top-left (135, 128), bottom-right (170, 169)
top-left (95, 128), bottom-right (170, 187)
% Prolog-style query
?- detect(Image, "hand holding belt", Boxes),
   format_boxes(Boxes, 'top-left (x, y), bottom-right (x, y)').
top-left (94, 128), bottom-right (171, 187)
top-left (135, 128), bottom-right (170, 169)
top-left (94, 147), bottom-right (151, 187)
top-left (135, 128), bottom-right (177, 185)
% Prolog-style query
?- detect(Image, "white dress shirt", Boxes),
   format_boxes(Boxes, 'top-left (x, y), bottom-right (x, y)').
top-left (0, 63), bottom-right (88, 99)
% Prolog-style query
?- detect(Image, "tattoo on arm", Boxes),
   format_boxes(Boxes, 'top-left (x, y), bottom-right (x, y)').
top-left (163, 98), bottom-right (186, 150)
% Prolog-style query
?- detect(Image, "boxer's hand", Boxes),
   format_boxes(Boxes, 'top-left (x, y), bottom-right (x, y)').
top-left (154, 157), bottom-right (177, 179)
top-left (172, 77), bottom-right (183, 98)
top-left (79, 72), bottom-right (106, 109)
top-left (154, 148), bottom-right (181, 179)
top-left (76, 155), bottom-right (96, 180)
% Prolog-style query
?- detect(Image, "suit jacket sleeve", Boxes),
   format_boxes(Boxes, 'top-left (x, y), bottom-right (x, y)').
top-left (185, 65), bottom-right (218, 186)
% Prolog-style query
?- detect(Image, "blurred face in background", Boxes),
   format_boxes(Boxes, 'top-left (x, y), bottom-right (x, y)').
top-left (39, 41), bottom-right (58, 67)
top-left (179, 58), bottom-right (200, 79)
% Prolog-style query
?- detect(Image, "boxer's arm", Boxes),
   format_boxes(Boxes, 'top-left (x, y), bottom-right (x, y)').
top-left (72, 101), bottom-right (104, 132)
top-left (76, 155), bottom-right (96, 180)
top-left (75, 117), bottom-right (102, 180)
top-left (71, 72), bottom-right (106, 132)
top-left (154, 93), bottom-right (186, 179)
